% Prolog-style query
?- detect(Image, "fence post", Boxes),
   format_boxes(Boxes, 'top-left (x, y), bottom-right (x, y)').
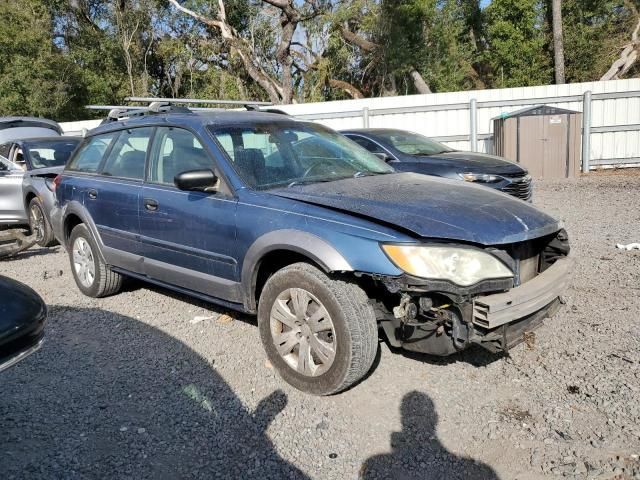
top-left (582, 91), bottom-right (592, 173)
top-left (469, 98), bottom-right (478, 152)
top-left (362, 107), bottom-right (370, 128)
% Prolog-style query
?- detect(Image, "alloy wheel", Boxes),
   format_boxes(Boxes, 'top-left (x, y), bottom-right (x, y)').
top-left (72, 237), bottom-right (96, 288)
top-left (269, 288), bottom-right (337, 377)
top-left (29, 204), bottom-right (45, 242)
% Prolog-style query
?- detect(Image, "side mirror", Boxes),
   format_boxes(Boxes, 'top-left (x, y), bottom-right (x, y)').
top-left (174, 169), bottom-right (219, 192)
top-left (374, 152), bottom-right (392, 162)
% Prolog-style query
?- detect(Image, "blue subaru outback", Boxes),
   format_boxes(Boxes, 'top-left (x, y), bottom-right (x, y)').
top-left (51, 105), bottom-right (572, 395)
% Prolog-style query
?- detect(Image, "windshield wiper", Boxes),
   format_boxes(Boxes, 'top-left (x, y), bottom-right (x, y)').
top-left (287, 178), bottom-right (333, 188)
top-left (353, 171), bottom-right (392, 178)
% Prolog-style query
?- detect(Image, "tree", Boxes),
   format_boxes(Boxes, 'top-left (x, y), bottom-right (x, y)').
top-left (0, 0), bottom-right (86, 120)
top-left (167, 0), bottom-right (326, 104)
top-left (483, 0), bottom-right (553, 88)
top-left (600, 0), bottom-right (640, 80)
top-left (560, 0), bottom-right (639, 81)
top-left (551, 0), bottom-right (566, 83)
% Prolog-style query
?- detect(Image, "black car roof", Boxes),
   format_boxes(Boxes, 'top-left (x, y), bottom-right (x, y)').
top-left (89, 111), bottom-right (303, 137)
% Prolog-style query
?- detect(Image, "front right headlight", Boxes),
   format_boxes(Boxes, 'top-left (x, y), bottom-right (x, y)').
top-left (458, 172), bottom-right (501, 183)
top-left (381, 244), bottom-right (513, 286)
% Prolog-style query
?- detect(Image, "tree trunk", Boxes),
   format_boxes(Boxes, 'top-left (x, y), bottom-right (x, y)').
top-left (551, 0), bottom-right (566, 84)
top-left (409, 69), bottom-right (431, 94)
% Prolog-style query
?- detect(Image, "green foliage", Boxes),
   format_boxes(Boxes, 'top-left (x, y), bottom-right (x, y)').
top-left (0, 0), bottom-right (637, 120)
top-left (0, 0), bottom-right (86, 120)
top-left (561, 0), bottom-right (637, 81)
top-left (482, 0), bottom-right (554, 87)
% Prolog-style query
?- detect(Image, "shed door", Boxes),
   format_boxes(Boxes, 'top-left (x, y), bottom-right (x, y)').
top-left (517, 114), bottom-right (572, 179)
top-left (517, 116), bottom-right (545, 177)
top-left (542, 114), bottom-right (570, 178)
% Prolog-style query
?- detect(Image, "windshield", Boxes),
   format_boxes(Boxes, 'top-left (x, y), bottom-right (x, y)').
top-left (25, 139), bottom-right (80, 169)
top-left (376, 131), bottom-right (454, 156)
top-left (209, 123), bottom-right (394, 189)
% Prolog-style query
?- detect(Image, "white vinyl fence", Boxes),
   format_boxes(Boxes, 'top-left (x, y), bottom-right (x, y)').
top-left (61, 78), bottom-right (640, 170)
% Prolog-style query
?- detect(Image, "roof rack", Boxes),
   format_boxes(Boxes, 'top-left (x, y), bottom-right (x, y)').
top-left (86, 97), bottom-right (287, 123)
top-left (125, 97), bottom-right (272, 107)
top-left (86, 101), bottom-right (193, 122)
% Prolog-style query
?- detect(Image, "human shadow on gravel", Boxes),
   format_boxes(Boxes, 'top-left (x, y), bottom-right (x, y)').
top-left (361, 391), bottom-right (499, 480)
top-left (0, 306), bottom-right (308, 479)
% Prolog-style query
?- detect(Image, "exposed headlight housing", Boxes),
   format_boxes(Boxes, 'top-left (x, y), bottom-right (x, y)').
top-left (458, 172), bottom-right (501, 183)
top-left (381, 244), bottom-right (513, 286)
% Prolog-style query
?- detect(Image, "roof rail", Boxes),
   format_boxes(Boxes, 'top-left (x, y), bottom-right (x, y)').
top-left (125, 97), bottom-right (272, 107)
top-left (86, 102), bottom-right (193, 122)
top-left (86, 97), bottom-right (285, 123)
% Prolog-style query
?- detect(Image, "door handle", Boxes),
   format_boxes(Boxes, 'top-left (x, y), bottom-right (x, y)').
top-left (144, 198), bottom-right (159, 211)
top-left (88, 189), bottom-right (97, 200)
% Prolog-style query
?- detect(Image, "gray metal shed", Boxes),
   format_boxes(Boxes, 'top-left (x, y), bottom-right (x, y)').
top-left (493, 105), bottom-right (582, 179)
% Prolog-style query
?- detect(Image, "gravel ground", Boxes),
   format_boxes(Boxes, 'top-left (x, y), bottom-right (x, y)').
top-left (1, 173), bottom-right (639, 479)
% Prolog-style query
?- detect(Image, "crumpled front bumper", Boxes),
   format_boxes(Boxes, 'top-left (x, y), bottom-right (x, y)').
top-left (472, 257), bottom-right (573, 329)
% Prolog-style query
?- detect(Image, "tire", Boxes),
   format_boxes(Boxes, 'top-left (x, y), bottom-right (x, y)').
top-left (258, 262), bottom-right (378, 395)
top-left (28, 197), bottom-right (56, 247)
top-left (68, 224), bottom-right (122, 298)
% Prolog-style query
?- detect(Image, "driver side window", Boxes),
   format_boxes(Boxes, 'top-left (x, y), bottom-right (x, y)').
top-left (149, 127), bottom-right (211, 185)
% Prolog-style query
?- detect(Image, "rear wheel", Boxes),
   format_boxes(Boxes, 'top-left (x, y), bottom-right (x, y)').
top-left (68, 224), bottom-right (122, 298)
top-left (258, 262), bottom-right (378, 395)
top-left (29, 197), bottom-right (56, 247)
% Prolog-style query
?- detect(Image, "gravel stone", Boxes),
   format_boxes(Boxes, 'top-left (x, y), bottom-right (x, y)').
top-left (1, 172), bottom-right (639, 479)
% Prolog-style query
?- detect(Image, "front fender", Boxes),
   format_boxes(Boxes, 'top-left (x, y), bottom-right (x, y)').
top-left (241, 229), bottom-right (353, 310)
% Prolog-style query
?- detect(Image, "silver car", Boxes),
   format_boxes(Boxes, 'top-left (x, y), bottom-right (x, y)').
top-left (0, 137), bottom-right (80, 246)
top-left (0, 155), bottom-right (26, 226)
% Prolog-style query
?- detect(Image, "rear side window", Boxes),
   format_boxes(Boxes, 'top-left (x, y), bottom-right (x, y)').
top-left (101, 128), bottom-right (153, 180)
top-left (67, 133), bottom-right (117, 173)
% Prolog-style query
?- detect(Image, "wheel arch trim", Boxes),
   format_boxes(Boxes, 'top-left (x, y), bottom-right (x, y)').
top-left (241, 229), bottom-right (352, 311)
top-left (61, 202), bottom-right (107, 262)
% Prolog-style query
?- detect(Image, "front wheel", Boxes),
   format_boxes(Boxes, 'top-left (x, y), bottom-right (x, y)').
top-left (258, 262), bottom-right (378, 395)
top-left (29, 197), bottom-right (56, 247)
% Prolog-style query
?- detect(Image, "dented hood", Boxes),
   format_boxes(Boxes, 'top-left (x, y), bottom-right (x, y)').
top-left (271, 173), bottom-right (559, 245)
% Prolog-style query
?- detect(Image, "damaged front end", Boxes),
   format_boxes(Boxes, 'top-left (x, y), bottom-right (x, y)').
top-left (366, 229), bottom-right (572, 356)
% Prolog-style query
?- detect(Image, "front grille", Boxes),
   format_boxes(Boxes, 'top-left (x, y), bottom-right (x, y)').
top-left (501, 175), bottom-right (532, 201)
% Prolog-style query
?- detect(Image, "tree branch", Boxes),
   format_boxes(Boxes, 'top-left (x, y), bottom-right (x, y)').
top-left (167, 0), bottom-right (283, 103)
top-left (328, 79), bottom-right (364, 99)
top-left (601, 4), bottom-right (640, 80)
top-left (339, 24), bottom-right (379, 52)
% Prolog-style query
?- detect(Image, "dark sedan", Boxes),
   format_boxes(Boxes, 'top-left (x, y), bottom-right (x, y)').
top-left (341, 128), bottom-right (533, 201)
top-left (0, 276), bottom-right (47, 372)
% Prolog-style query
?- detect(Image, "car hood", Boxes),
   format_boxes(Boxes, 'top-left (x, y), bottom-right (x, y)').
top-left (270, 173), bottom-right (558, 245)
top-left (410, 151), bottom-right (526, 175)
top-left (27, 166), bottom-right (64, 177)
top-left (0, 276), bottom-right (47, 345)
